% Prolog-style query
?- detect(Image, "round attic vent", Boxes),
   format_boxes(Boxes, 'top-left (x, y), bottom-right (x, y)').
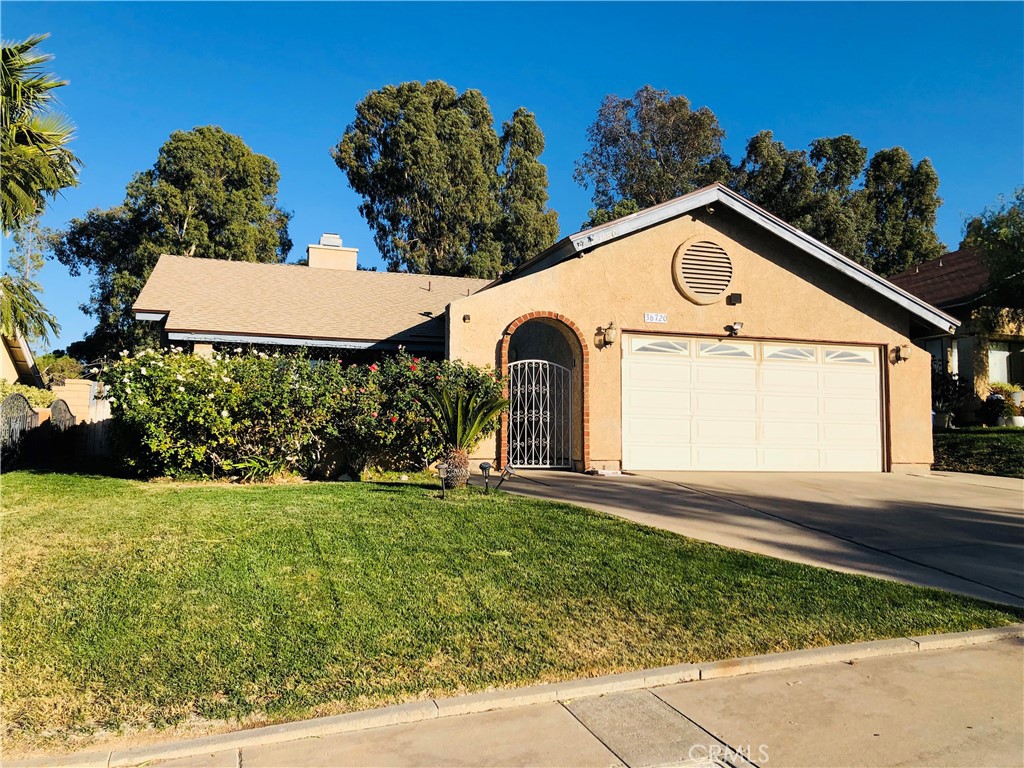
top-left (673, 240), bottom-right (733, 304)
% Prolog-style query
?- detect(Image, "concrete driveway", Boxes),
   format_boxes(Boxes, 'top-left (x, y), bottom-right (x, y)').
top-left (502, 470), bottom-right (1024, 606)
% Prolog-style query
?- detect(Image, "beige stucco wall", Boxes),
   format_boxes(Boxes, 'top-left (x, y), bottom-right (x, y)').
top-left (448, 207), bottom-right (934, 471)
top-left (0, 339), bottom-right (17, 384)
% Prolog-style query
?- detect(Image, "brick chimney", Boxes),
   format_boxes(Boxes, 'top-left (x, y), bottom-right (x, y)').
top-left (307, 233), bottom-right (358, 270)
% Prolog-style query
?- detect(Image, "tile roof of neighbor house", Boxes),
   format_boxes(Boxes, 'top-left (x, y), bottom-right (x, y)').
top-left (887, 248), bottom-right (990, 309)
top-left (132, 255), bottom-right (492, 348)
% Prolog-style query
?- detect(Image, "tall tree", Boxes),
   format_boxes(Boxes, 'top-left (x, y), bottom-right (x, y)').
top-left (1, 34), bottom-right (81, 234)
top-left (51, 126), bottom-right (292, 359)
top-left (1, 216), bottom-right (56, 345)
top-left (496, 108), bottom-right (559, 270)
top-left (863, 148), bottom-right (944, 276)
top-left (960, 189), bottom-right (1024, 330)
top-left (733, 130), bottom-right (817, 233)
top-left (574, 85), bottom-right (731, 224)
top-left (334, 81), bottom-right (501, 277)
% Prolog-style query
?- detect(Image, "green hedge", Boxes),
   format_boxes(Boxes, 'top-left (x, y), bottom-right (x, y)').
top-left (0, 381), bottom-right (55, 410)
top-left (933, 428), bottom-right (1024, 479)
top-left (99, 348), bottom-right (502, 480)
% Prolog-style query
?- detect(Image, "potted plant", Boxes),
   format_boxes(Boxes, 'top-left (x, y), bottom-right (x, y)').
top-left (988, 382), bottom-right (1024, 427)
top-left (931, 365), bottom-right (971, 430)
top-left (422, 386), bottom-right (507, 489)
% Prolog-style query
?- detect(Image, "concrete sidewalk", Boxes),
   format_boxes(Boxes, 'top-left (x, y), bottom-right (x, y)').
top-left (141, 638), bottom-right (1023, 768)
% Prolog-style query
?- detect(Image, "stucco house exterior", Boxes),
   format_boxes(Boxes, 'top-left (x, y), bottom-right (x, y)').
top-left (889, 247), bottom-right (1023, 406)
top-left (134, 184), bottom-right (957, 474)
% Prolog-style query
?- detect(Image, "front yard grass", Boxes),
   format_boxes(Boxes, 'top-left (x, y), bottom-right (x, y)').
top-left (3, 472), bottom-right (1022, 754)
top-left (933, 427), bottom-right (1024, 478)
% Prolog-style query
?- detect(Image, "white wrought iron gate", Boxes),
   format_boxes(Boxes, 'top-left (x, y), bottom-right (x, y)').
top-left (508, 359), bottom-right (573, 468)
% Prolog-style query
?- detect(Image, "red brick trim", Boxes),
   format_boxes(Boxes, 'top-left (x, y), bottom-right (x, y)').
top-left (498, 312), bottom-right (590, 471)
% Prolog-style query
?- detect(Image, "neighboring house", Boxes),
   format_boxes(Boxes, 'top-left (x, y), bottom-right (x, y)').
top-left (889, 247), bottom-right (1024, 403)
top-left (134, 184), bottom-right (957, 474)
top-left (1, 334), bottom-right (44, 387)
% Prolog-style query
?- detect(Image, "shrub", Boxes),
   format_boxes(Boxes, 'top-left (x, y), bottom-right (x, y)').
top-left (0, 381), bottom-right (54, 410)
top-left (35, 353), bottom-right (83, 386)
top-left (931, 364), bottom-right (971, 414)
top-left (99, 347), bottom-right (501, 480)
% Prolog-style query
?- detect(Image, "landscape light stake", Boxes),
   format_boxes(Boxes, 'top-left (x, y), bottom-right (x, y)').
top-left (479, 462), bottom-right (492, 494)
top-left (436, 462), bottom-right (447, 500)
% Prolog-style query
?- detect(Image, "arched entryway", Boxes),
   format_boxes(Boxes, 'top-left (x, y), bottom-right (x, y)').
top-left (499, 313), bottom-right (589, 470)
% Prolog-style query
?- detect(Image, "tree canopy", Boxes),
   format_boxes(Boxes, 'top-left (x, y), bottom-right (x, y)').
top-left (1, 34), bottom-right (81, 235)
top-left (51, 126), bottom-right (292, 360)
top-left (333, 81), bottom-right (558, 277)
top-left (960, 189), bottom-right (1024, 330)
top-left (574, 85), bottom-right (945, 276)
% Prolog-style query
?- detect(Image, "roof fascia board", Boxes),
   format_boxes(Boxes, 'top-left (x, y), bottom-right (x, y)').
top-left (166, 332), bottom-right (442, 351)
top-left (135, 311), bottom-right (168, 322)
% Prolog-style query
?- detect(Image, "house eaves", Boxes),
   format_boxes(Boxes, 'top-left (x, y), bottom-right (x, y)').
top-left (503, 184), bottom-right (959, 335)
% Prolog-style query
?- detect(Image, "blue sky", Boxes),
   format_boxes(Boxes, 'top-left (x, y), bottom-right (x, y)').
top-left (3, 1), bottom-right (1023, 351)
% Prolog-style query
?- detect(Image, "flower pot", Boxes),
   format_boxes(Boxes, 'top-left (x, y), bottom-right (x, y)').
top-left (1013, 392), bottom-right (1023, 407)
top-left (932, 412), bottom-right (953, 430)
top-left (1012, 416), bottom-right (1024, 428)
top-left (997, 416), bottom-right (1009, 427)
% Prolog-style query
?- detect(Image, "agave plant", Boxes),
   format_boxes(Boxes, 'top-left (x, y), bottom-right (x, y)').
top-left (421, 386), bottom-right (507, 489)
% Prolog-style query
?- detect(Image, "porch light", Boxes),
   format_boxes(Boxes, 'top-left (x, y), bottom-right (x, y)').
top-left (727, 322), bottom-right (744, 337)
top-left (602, 321), bottom-right (618, 347)
top-left (479, 461), bottom-right (492, 493)
top-left (896, 344), bottom-right (913, 363)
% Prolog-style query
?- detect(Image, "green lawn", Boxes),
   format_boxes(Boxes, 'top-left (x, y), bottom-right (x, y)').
top-left (3, 472), bottom-right (1021, 754)
top-left (933, 427), bottom-right (1024, 478)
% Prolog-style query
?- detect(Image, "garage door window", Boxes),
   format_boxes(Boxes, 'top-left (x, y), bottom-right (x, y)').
top-left (763, 345), bottom-right (816, 362)
top-left (631, 338), bottom-right (690, 355)
top-left (825, 348), bottom-right (875, 364)
top-left (699, 341), bottom-right (754, 359)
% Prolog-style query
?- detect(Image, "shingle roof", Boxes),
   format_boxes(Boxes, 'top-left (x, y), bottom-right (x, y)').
top-left (887, 248), bottom-right (990, 309)
top-left (133, 255), bottom-right (491, 347)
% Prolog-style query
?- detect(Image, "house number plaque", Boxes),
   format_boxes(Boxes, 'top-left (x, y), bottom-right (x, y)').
top-left (644, 312), bottom-right (669, 324)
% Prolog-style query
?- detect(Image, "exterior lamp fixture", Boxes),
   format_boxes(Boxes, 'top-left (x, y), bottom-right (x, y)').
top-left (726, 321), bottom-right (744, 337)
top-left (479, 461), bottom-right (492, 493)
top-left (436, 462), bottom-right (448, 500)
top-left (895, 344), bottom-right (913, 363)
top-left (602, 321), bottom-right (618, 347)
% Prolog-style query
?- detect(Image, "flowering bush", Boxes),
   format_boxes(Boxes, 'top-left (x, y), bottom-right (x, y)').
top-left (99, 347), bottom-right (501, 480)
top-left (0, 381), bottom-right (55, 410)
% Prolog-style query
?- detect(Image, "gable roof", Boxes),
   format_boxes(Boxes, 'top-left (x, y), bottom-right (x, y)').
top-left (133, 255), bottom-right (491, 350)
top-left (504, 183), bottom-right (958, 334)
top-left (887, 248), bottom-right (989, 309)
top-left (2, 334), bottom-right (44, 387)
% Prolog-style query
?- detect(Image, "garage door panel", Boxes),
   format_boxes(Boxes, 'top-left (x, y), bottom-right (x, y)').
top-left (695, 391), bottom-right (756, 414)
top-left (626, 417), bottom-right (691, 442)
top-left (759, 447), bottom-right (822, 470)
top-left (760, 420), bottom-right (820, 443)
top-left (625, 361), bottom-right (692, 387)
top-left (761, 394), bottom-right (820, 418)
top-left (693, 419), bottom-right (757, 442)
top-left (624, 388), bottom-right (691, 415)
top-left (694, 445), bottom-right (760, 470)
top-left (622, 336), bottom-right (882, 472)
top-left (760, 367), bottom-right (819, 390)
top-left (694, 364), bottom-right (757, 388)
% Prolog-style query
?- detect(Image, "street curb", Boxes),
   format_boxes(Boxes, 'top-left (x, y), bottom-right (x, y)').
top-left (12, 624), bottom-right (1023, 768)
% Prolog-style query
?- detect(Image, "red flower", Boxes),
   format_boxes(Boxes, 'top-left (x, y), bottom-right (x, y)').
top-left (413, 357), bottom-right (419, 363)
top-left (369, 363), bottom-right (378, 372)
top-left (436, 375), bottom-right (443, 380)
top-left (410, 364), bottom-right (418, 371)
top-left (371, 412), bottom-right (378, 418)
top-left (359, 387), bottom-right (365, 393)
top-left (390, 415), bottom-right (398, 423)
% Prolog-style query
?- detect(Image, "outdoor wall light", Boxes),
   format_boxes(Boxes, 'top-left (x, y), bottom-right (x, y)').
top-left (726, 321), bottom-right (744, 337)
top-left (600, 321), bottom-right (618, 347)
top-left (895, 344), bottom-right (913, 363)
top-left (479, 461), bottom-right (492, 493)
top-left (436, 462), bottom-right (448, 499)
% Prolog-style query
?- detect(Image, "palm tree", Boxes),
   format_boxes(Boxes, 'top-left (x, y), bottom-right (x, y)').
top-left (421, 386), bottom-right (507, 489)
top-left (1, 33), bottom-right (81, 234)
top-left (0, 272), bottom-right (59, 342)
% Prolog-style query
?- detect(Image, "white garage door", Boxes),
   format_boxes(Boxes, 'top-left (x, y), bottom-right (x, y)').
top-left (622, 335), bottom-right (883, 471)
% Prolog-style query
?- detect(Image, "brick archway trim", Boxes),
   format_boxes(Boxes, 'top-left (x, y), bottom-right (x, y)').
top-left (499, 312), bottom-right (590, 471)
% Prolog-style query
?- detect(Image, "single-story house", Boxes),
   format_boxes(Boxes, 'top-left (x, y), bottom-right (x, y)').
top-left (888, 247), bottom-right (1023, 404)
top-left (134, 184), bottom-right (958, 474)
